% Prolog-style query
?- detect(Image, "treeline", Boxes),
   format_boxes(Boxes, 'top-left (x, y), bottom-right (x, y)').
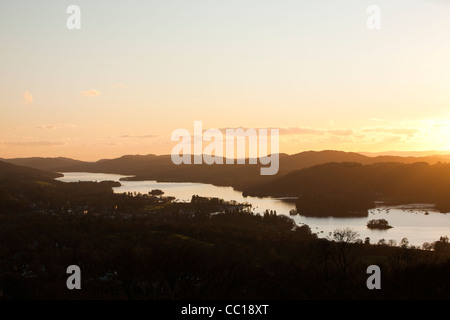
top-left (295, 193), bottom-right (374, 217)
top-left (0, 209), bottom-right (449, 299)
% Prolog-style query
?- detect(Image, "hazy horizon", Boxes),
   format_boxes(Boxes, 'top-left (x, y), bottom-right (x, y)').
top-left (3, 148), bottom-right (450, 163)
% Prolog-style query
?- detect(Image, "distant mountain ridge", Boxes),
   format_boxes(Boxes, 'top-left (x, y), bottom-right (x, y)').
top-left (4, 150), bottom-right (450, 173)
top-left (3, 150), bottom-right (450, 192)
top-left (3, 150), bottom-right (449, 172)
top-left (360, 150), bottom-right (450, 157)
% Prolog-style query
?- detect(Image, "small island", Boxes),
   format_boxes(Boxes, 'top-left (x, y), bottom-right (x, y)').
top-left (149, 189), bottom-right (164, 196)
top-left (367, 218), bottom-right (393, 230)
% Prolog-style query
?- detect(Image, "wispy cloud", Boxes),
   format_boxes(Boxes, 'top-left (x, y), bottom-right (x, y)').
top-left (279, 127), bottom-right (354, 137)
top-left (279, 127), bottom-right (326, 135)
top-left (433, 122), bottom-right (450, 128)
top-left (23, 91), bottom-right (33, 104)
top-left (327, 129), bottom-right (354, 136)
top-left (35, 124), bottom-right (76, 130)
top-left (81, 90), bottom-right (101, 97)
top-left (120, 134), bottom-right (159, 139)
top-left (363, 127), bottom-right (419, 136)
top-left (1, 141), bottom-right (65, 147)
top-left (218, 127), bottom-right (353, 137)
top-left (35, 125), bottom-right (58, 130)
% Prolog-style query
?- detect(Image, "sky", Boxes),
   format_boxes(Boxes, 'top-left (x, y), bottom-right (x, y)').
top-left (1, 0), bottom-right (450, 160)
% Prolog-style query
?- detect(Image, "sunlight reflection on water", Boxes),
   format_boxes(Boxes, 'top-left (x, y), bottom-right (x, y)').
top-left (57, 172), bottom-right (450, 247)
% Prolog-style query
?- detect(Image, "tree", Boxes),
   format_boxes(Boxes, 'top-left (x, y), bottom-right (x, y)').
top-left (149, 189), bottom-right (164, 196)
top-left (389, 238), bottom-right (416, 274)
top-left (434, 236), bottom-right (450, 253)
top-left (329, 228), bottom-right (359, 279)
top-left (422, 242), bottom-right (433, 251)
top-left (388, 239), bottom-right (397, 247)
top-left (330, 227), bottom-right (359, 243)
top-left (400, 238), bottom-right (409, 248)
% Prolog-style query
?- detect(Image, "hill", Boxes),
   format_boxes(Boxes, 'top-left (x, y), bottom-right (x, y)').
top-left (0, 160), bottom-right (62, 182)
top-left (243, 161), bottom-right (450, 216)
top-left (4, 151), bottom-right (450, 192)
top-left (4, 157), bottom-right (88, 172)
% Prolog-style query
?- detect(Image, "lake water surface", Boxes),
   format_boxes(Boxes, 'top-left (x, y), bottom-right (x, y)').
top-left (56, 172), bottom-right (450, 247)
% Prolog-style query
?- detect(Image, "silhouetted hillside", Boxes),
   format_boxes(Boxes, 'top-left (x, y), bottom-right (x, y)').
top-left (244, 161), bottom-right (450, 215)
top-left (4, 157), bottom-right (87, 172)
top-left (0, 160), bottom-right (122, 215)
top-left (5, 151), bottom-right (450, 193)
top-left (0, 160), bottom-right (62, 182)
top-left (361, 150), bottom-right (450, 158)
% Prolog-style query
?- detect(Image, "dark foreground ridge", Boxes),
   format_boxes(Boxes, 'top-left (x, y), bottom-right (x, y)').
top-left (0, 160), bottom-right (449, 299)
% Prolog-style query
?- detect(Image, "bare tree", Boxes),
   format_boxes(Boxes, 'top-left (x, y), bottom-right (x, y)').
top-left (388, 239), bottom-right (397, 247)
top-left (400, 238), bottom-right (409, 248)
top-left (328, 228), bottom-right (359, 279)
top-left (389, 238), bottom-right (416, 275)
top-left (330, 227), bottom-right (359, 244)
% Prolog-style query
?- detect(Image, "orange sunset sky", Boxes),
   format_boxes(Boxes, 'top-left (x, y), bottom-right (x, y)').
top-left (1, 0), bottom-right (450, 161)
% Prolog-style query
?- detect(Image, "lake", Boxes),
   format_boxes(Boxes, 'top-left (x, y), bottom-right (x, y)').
top-left (56, 172), bottom-right (450, 247)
